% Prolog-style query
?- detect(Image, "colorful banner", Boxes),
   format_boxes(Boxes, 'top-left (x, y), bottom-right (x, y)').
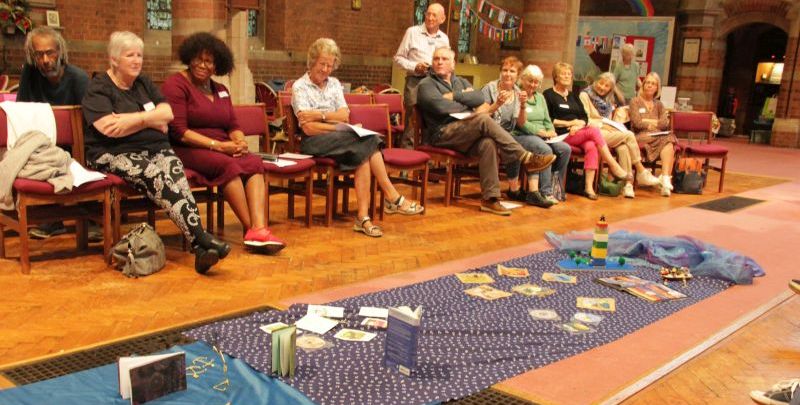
top-left (464, 0), bottom-right (523, 42)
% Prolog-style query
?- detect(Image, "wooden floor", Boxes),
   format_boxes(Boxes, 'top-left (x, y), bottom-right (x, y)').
top-left (0, 167), bottom-right (793, 404)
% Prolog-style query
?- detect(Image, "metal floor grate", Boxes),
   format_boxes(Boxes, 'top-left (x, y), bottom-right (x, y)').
top-left (447, 388), bottom-right (537, 404)
top-left (691, 196), bottom-right (764, 213)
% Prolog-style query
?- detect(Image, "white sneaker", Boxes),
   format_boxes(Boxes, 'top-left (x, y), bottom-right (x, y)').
top-left (545, 195), bottom-right (559, 205)
top-left (660, 175), bottom-right (673, 191)
top-left (623, 183), bottom-right (635, 198)
top-left (636, 169), bottom-right (660, 186)
top-left (749, 379), bottom-right (799, 405)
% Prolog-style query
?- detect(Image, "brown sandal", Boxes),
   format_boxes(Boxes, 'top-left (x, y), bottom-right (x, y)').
top-left (353, 216), bottom-right (383, 237)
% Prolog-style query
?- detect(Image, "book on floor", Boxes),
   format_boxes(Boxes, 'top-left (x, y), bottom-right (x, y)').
top-left (271, 325), bottom-right (297, 377)
top-left (118, 352), bottom-right (186, 405)
top-left (596, 275), bottom-right (687, 302)
top-left (384, 305), bottom-right (422, 376)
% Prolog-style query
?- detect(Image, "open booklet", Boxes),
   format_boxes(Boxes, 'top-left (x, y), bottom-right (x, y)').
top-left (334, 123), bottom-right (381, 138)
top-left (449, 112), bottom-right (473, 120)
top-left (601, 117), bottom-right (630, 133)
top-left (118, 352), bottom-right (186, 404)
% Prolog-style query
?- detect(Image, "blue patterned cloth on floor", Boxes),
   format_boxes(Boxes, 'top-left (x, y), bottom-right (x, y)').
top-left (186, 249), bottom-right (731, 405)
top-left (0, 341), bottom-right (314, 405)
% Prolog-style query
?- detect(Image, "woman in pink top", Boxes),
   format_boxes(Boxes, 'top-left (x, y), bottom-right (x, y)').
top-left (162, 32), bottom-right (284, 253)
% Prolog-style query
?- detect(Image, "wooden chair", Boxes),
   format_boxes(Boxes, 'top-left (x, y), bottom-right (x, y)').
top-left (413, 106), bottom-right (479, 206)
top-left (254, 81), bottom-right (279, 122)
top-left (348, 104), bottom-right (429, 220)
top-left (374, 93), bottom-right (405, 146)
top-left (233, 103), bottom-right (314, 227)
top-left (344, 93), bottom-right (373, 105)
top-left (0, 106), bottom-right (113, 274)
top-left (671, 111), bottom-right (728, 192)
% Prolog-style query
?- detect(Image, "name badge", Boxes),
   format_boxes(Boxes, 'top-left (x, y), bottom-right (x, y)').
top-left (143, 102), bottom-right (155, 111)
top-left (218, 91), bottom-right (229, 98)
top-left (638, 107), bottom-right (647, 113)
top-left (559, 104), bottom-right (569, 109)
top-left (526, 107), bottom-right (534, 114)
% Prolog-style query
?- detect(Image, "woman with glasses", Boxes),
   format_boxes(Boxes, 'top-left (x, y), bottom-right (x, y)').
top-left (161, 32), bottom-right (285, 254)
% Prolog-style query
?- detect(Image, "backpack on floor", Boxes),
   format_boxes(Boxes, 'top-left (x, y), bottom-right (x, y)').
top-left (672, 157), bottom-right (706, 194)
top-left (111, 223), bottom-right (166, 278)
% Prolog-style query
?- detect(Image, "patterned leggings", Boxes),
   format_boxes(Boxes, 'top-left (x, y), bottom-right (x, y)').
top-left (91, 148), bottom-right (205, 245)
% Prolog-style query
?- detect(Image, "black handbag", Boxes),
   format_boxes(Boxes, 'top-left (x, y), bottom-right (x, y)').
top-left (672, 157), bottom-right (706, 194)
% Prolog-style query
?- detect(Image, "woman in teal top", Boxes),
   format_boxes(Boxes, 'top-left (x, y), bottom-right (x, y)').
top-left (511, 64), bottom-right (571, 203)
top-left (613, 43), bottom-right (641, 104)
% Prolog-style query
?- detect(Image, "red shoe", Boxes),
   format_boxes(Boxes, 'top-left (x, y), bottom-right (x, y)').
top-left (244, 228), bottom-right (286, 254)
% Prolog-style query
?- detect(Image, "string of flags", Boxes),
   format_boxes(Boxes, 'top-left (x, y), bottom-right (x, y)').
top-left (456, 0), bottom-right (523, 42)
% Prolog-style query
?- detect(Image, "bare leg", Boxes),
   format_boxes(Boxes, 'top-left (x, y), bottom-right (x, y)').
top-left (354, 160), bottom-right (372, 220)
top-left (599, 145), bottom-right (627, 178)
top-left (585, 169), bottom-right (597, 195)
top-left (508, 177), bottom-right (521, 192)
top-left (660, 144), bottom-right (675, 176)
top-left (244, 174), bottom-right (266, 230)
top-left (527, 174), bottom-right (539, 192)
top-left (223, 178), bottom-right (252, 230)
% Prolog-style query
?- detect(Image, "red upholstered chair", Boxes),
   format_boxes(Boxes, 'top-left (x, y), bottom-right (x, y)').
top-left (349, 104), bottom-right (429, 219)
top-left (344, 93), bottom-right (373, 105)
top-left (254, 81), bottom-right (279, 122)
top-left (671, 111), bottom-right (728, 192)
top-left (0, 74), bottom-right (9, 92)
top-left (0, 106), bottom-right (113, 274)
top-left (374, 93), bottom-right (405, 146)
top-left (234, 103), bottom-right (314, 227)
top-left (413, 107), bottom-right (479, 206)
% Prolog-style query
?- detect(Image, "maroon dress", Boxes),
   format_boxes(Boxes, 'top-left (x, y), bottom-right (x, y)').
top-left (162, 73), bottom-right (263, 187)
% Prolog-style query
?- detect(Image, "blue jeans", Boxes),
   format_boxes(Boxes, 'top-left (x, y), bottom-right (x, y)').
top-left (506, 135), bottom-right (571, 196)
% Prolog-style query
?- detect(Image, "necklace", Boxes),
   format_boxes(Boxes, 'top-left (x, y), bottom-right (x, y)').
top-left (197, 81), bottom-right (212, 94)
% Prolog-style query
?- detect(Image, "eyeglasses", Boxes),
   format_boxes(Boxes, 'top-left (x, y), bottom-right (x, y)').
top-left (192, 58), bottom-right (215, 68)
top-left (33, 49), bottom-right (58, 60)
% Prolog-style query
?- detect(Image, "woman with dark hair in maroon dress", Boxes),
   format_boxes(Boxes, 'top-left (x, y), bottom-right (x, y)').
top-left (162, 32), bottom-right (284, 254)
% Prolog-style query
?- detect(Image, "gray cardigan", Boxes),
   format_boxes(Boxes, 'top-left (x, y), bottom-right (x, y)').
top-left (416, 72), bottom-right (486, 144)
top-left (0, 131), bottom-right (73, 210)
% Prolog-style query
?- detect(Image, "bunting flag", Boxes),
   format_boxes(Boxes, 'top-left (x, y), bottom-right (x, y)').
top-left (464, 0), bottom-right (523, 42)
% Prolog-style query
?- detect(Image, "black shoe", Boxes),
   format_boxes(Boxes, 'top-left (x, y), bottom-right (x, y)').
top-left (194, 246), bottom-right (220, 275)
top-left (29, 221), bottom-right (67, 239)
top-left (87, 221), bottom-right (104, 243)
top-left (198, 232), bottom-right (231, 259)
top-left (506, 189), bottom-right (527, 202)
top-left (525, 190), bottom-right (554, 208)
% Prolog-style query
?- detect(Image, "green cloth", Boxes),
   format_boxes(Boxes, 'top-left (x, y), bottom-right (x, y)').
top-left (614, 61), bottom-right (639, 101)
top-left (514, 92), bottom-right (554, 136)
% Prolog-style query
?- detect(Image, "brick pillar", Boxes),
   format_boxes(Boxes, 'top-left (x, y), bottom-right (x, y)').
top-left (674, 1), bottom-right (725, 113)
top-left (772, 17), bottom-right (800, 147)
top-left (228, 9), bottom-right (254, 104)
top-left (170, 0), bottom-right (227, 68)
top-left (521, 0), bottom-right (581, 88)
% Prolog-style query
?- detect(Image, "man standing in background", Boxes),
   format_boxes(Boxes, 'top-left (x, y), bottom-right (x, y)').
top-left (393, 2), bottom-right (450, 149)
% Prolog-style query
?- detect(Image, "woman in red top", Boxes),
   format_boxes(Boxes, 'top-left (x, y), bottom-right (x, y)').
top-left (162, 32), bottom-right (284, 253)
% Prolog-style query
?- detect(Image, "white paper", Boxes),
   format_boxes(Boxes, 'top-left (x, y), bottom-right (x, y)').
top-left (279, 152), bottom-right (313, 160)
top-left (545, 134), bottom-right (569, 144)
top-left (358, 306), bottom-right (389, 318)
top-left (69, 160), bottom-right (106, 188)
top-left (334, 328), bottom-right (377, 342)
top-left (647, 131), bottom-right (671, 136)
top-left (499, 201), bottom-right (522, 210)
top-left (264, 159), bottom-right (298, 168)
top-left (260, 322), bottom-right (289, 334)
top-left (307, 304), bottom-right (345, 318)
top-left (660, 86), bottom-right (677, 110)
top-left (118, 352), bottom-right (183, 399)
top-left (295, 313), bottom-right (339, 335)
top-left (449, 112), bottom-right (472, 120)
top-left (334, 122), bottom-right (380, 137)
top-left (601, 117), bottom-right (629, 133)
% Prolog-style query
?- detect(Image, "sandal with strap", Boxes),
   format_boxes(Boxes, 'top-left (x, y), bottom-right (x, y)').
top-left (353, 216), bottom-right (383, 237)
top-left (384, 195), bottom-right (425, 215)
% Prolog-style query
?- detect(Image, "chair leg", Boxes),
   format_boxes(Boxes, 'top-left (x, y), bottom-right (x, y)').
top-left (287, 180), bottom-right (296, 219)
top-left (443, 162), bottom-right (453, 206)
top-left (204, 187), bottom-right (214, 234)
top-left (304, 174), bottom-right (312, 227)
top-left (18, 201), bottom-right (30, 274)
top-left (103, 189), bottom-right (112, 264)
top-left (420, 164), bottom-right (429, 215)
top-left (112, 188), bottom-right (122, 244)
top-left (718, 156), bottom-right (727, 193)
top-left (216, 188), bottom-right (225, 234)
top-left (325, 170), bottom-right (334, 226)
top-left (0, 223), bottom-right (5, 259)
top-left (76, 219), bottom-right (88, 251)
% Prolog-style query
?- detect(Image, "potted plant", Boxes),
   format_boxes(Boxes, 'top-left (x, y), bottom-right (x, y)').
top-left (0, 0), bottom-right (32, 35)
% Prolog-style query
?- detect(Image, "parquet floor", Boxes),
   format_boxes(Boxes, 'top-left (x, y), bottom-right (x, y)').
top-left (0, 170), bottom-right (790, 403)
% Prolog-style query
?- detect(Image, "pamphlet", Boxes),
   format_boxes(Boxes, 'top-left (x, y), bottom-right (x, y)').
top-left (544, 134), bottom-right (569, 144)
top-left (464, 285), bottom-right (512, 300)
top-left (499, 201), bottom-right (523, 210)
top-left (118, 352), bottom-right (186, 404)
top-left (334, 122), bottom-right (381, 137)
top-left (596, 275), bottom-right (687, 302)
top-left (279, 152), bottom-right (314, 160)
top-left (497, 264), bottom-right (529, 278)
top-left (70, 160), bottom-right (106, 188)
top-left (358, 306), bottom-right (389, 318)
top-left (384, 306), bottom-right (422, 376)
top-left (455, 272), bottom-right (495, 284)
top-left (264, 159), bottom-right (298, 168)
top-left (542, 272), bottom-right (577, 284)
top-left (361, 317), bottom-right (388, 329)
top-left (295, 313), bottom-right (339, 335)
top-left (307, 304), bottom-right (345, 318)
top-left (334, 328), bottom-right (377, 342)
top-left (576, 297), bottom-right (616, 312)
top-left (512, 283), bottom-right (556, 297)
top-left (260, 322), bottom-right (289, 334)
top-left (271, 325), bottom-right (297, 377)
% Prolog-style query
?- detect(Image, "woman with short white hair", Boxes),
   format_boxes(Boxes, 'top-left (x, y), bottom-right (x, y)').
top-left (291, 38), bottom-right (423, 237)
top-left (82, 31), bottom-right (230, 274)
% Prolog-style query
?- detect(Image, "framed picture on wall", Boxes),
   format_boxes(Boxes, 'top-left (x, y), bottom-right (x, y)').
top-left (682, 38), bottom-right (701, 64)
top-left (46, 10), bottom-right (60, 27)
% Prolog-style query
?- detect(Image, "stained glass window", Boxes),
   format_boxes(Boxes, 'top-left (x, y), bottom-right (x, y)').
top-left (457, 4), bottom-right (471, 54)
top-left (146, 0), bottom-right (172, 31)
top-left (414, 0), bottom-right (429, 25)
top-left (247, 9), bottom-right (258, 37)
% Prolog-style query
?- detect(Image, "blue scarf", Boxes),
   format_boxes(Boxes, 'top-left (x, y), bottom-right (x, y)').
top-left (583, 86), bottom-right (613, 118)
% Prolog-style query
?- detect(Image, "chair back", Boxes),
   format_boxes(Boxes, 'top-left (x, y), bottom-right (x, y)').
top-left (374, 93), bottom-right (403, 115)
top-left (349, 104), bottom-right (392, 146)
top-left (254, 82), bottom-right (278, 115)
top-left (413, 106), bottom-right (426, 146)
top-left (344, 93), bottom-right (373, 105)
top-left (671, 111), bottom-right (714, 144)
top-left (233, 103), bottom-right (268, 137)
top-left (278, 91), bottom-right (293, 117)
top-left (283, 79), bottom-right (295, 93)
top-left (0, 74), bottom-right (8, 91)
top-left (0, 105), bottom-right (84, 162)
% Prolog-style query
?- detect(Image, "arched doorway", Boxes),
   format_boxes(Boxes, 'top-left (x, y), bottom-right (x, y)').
top-left (717, 24), bottom-right (787, 139)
